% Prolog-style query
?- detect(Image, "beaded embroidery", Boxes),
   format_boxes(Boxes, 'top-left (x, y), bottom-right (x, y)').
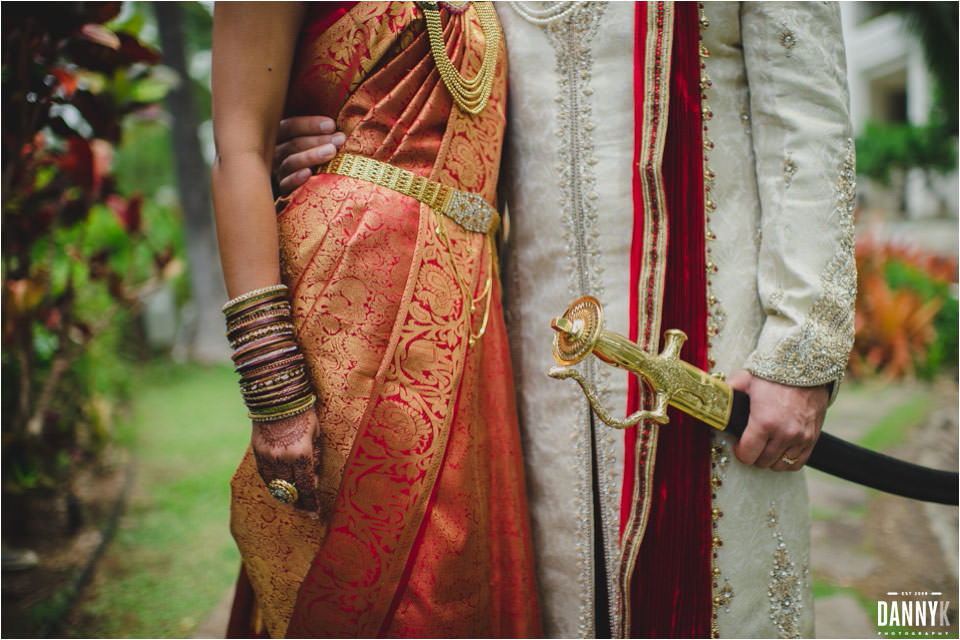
top-left (709, 438), bottom-right (734, 638)
top-left (745, 140), bottom-right (857, 386)
top-left (700, 3), bottom-right (725, 372)
top-left (779, 27), bottom-right (797, 55)
top-left (739, 106), bottom-right (752, 133)
top-left (782, 154), bottom-right (797, 188)
top-left (766, 504), bottom-right (807, 638)
top-left (701, 8), bottom-right (734, 629)
top-left (524, 3), bottom-right (614, 636)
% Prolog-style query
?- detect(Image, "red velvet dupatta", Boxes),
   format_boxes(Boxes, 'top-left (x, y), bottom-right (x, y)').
top-left (227, 4), bottom-right (539, 637)
top-left (617, 3), bottom-right (714, 637)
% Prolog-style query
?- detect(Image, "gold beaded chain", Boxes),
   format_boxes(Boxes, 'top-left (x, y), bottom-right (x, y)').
top-left (420, 1), bottom-right (500, 115)
top-left (433, 209), bottom-right (494, 347)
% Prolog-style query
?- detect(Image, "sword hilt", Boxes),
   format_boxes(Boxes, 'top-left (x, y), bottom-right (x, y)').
top-left (549, 296), bottom-right (732, 431)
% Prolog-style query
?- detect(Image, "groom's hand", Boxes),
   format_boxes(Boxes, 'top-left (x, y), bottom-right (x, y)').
top-left (727, 370), bottom-right (829, 472)
top-left (274, 115), bottom-right (346, 196)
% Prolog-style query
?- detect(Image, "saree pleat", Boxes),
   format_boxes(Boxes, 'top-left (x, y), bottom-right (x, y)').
top-left (228, 3), bottom-right (539, 637)
top-left (382, 285), bottom-right (535, 638)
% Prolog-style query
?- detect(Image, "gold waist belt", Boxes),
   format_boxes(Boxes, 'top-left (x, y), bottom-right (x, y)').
top-left (322, 154), bottom-right (499, 235)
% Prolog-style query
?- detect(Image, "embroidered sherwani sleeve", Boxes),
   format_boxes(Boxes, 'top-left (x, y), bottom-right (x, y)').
top-left (739, 1), bottom-right (857, 389)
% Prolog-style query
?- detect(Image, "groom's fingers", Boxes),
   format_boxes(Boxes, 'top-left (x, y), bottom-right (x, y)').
top-left (277, 115), bottom-right (336, 143)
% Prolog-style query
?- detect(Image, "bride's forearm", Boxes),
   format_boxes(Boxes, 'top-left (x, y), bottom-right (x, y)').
top-left (212, 153), bottom-right (282, 298)
top-left (211, 2), bottom-right (305, 298)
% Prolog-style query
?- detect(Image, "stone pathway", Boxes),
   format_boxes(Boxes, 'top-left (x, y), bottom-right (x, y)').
top-left (194, 584), bottom-right (234, 639)
top-left (810, 380), bottom-right (959, 639)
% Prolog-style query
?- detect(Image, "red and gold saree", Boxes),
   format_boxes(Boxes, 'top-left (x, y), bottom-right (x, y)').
top-left (226, 3), bottom-right (540, 637)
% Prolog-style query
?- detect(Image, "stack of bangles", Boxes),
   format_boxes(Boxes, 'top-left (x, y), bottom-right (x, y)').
top-left (222, 284), bottom-right (316, 422)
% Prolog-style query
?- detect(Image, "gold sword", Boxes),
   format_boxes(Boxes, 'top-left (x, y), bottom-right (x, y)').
top-left (548, 296), bottom-right (731, 430)
top-left (548, 296), bottom-right (959, 505)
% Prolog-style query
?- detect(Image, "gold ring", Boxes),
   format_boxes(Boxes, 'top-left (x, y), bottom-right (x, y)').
top-left (267, 479), bottom-right (298, 504)
top-left (780, 455), bottom-right (798, 466)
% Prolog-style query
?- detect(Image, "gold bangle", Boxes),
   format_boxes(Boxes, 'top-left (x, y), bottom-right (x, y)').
top-left (222, 284), bottom-right (288, 315)
top-left (249, 394), bottom-right (316, 422)
top-left (225, 303), bottom-right (293, 332)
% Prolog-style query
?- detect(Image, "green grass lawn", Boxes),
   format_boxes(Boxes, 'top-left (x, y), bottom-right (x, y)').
top-left (66, 361), bottom-right (249, 638)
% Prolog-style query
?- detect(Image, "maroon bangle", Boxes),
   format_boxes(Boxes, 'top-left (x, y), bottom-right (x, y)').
top-left (231, 333), bottom-right (295, 364)
top-left (241, 354), bottom-right (307, 384)
top-left (235, 344), bottom-right (300, 373)
top-left (226, 305), bottom-right (293, 336)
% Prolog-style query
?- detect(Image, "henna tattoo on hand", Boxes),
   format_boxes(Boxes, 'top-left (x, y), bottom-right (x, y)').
top-left (253, 408), bottom-right (325, 512)
top-left (291, 455), bottom-right (320, 512)
top-left (256, 411), bottom-right (311, 448)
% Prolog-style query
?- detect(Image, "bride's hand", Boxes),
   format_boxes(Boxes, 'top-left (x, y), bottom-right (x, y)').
top-left (251, 408), bottom-right (322, 512)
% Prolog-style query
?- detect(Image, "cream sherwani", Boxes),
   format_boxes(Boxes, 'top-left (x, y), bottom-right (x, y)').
top-left (498, 2), bottom-right (856, 637)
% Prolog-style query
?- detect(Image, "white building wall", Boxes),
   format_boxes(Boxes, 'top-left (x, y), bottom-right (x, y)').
top-left (839, 3), bottom-right (958, 221)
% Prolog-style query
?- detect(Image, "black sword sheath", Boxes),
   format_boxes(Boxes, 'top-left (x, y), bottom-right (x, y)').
top-left (728, 390), bottom-right (958, 505)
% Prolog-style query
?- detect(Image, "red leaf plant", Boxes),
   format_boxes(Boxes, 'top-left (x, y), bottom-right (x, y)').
top-left (850, 234), bottom-right (958, 380)
top-left (2, 3), bottom-right (170, 499)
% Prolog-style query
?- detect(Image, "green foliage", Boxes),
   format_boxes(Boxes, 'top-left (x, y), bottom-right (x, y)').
top-left (851, 238), bottom-right (957, 380)
top-left (856, 120), bottom-right (957, 186)
top-left (28, 588), bottom-right (74, 631)
top-left (856, 4), bottom-right (959, 202)
top-left (2, 3), bottom-right (177, 501)
top-left (114, 117), bottom-right (175, 197)
top-left (857, 391), bottom-right (934, 450)
top-left (182, 2), bottom-right (214, 122)
top-left (811, 579), bottom-right (878, 628)
top-left (879, 2), bottom-right (959, 132)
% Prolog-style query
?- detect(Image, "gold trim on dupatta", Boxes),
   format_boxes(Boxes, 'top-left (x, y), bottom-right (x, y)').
top-left (615, 2), bottom-right (674, 637)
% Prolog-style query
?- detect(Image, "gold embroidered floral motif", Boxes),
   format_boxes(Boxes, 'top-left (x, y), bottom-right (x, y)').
top-left (766, 504), bottom-right (806, 639)
top-left (745, 140), bottom-right (857, 386)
